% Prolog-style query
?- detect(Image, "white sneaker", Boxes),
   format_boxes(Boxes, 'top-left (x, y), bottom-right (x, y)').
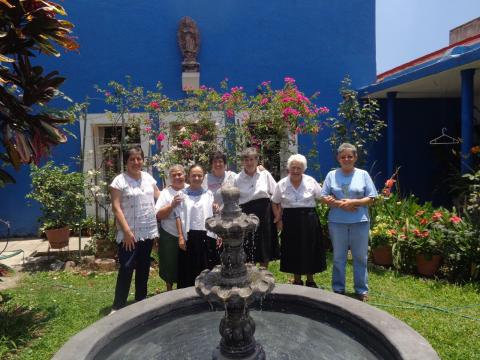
top-left (108, 309), bottom-right (117, 316)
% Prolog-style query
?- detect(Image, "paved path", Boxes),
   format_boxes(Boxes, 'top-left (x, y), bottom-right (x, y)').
top-left (0, 236), bottom-right (90, 290)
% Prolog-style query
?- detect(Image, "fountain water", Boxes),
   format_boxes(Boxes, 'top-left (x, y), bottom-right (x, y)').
top-left (196, 185), bottom-right (275, 359)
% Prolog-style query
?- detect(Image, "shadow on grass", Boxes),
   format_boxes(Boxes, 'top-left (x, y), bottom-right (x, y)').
top-left (0, 293), bottom-right (56, 356)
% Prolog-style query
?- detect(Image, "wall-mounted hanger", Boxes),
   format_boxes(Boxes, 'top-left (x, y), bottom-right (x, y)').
top-left (429, 127), bottom-right (460, 145)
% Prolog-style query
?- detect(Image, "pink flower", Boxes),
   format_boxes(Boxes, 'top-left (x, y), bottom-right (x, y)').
top-left (317, 106), bottom-right (330, 114)
top-left (432, 211), bottom-right (443, 221)
top-left (420, 218), bottom-right (428, 225)
top-left (284, 77), bottom-right (296, 84)
top-left (230, 86), bottom-right (243, 93)
top-left (226, 109), bottom-right (234, 118)
top-left (157, 132), bottom-right (166, 142)
top-left (200, 85), bottom-right (207, 90)
top-left (182, 139), bottom-right (192, 147)
top-left (261, 81), bottom-right (271, 86)
top-left (105, 160), bottom-right (113, 167)
top-left (190, 133), bottom-right (201, 141)
top-left (295, 127), bottom-right (302, 134)
top-left (281, 97), bottom-right (296, 103)
top-left (283, 107), bottom-right (300, 118)
top-left (449, 216), bottom-right (462, 224)
top-left (105, 91), bottom-right (111, 97)
top-left (149, 101), bottom-right (160, 109)
top-left (145, 126), bottom-right (151, 133)
top-left (221, 93), bottom-right (232, 102)
top-left (260, 97), bottom-right (269, 105)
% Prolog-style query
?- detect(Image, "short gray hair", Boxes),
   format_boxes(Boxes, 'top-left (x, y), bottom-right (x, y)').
top-left (337, 143), bottom-right (357, 155)
top-left (168, 164), bottom-right (185, 177)
top-left (241, 147), bottom-right (259, 160)
top-left (287, 154), bottom-right (307, 171)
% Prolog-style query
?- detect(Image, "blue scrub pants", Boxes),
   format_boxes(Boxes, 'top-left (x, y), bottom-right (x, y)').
top-left (328, 222), bottom-right (369, 295)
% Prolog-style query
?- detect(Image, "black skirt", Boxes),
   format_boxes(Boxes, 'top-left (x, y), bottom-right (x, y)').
top-left (240, 198), bottom-right (280, 263)
top-left (177, 230), bottom-right (220, 288)
top-left (280, 207), bottom-right (326, 275)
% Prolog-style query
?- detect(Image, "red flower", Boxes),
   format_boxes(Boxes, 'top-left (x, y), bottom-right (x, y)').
top-left (225, 109), bottom-right (234, 118)
top-left (190, 133), bottom-right (201, 141)
top-left (149, 101), bottom-right (160, 109)
top-left (182, 139), bottom-right (192, 147)
top-left (449, 216), bottom-right (462, 224)
top-left (385, 179), bottom-right (396, 188)
top-left (415, 210), bottom-right (425, 217)
top-left (382, 188), bottom-right (391, 196)
top-left (420, 218), bottom-right (428, 225)
top-left (432, 211), bottom-right (443, 221)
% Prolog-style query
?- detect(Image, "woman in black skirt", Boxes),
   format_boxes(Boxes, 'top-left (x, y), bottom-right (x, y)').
top-left (234, 147), bottom-right (279, 269)
top-left (175, 164), bottom-right (221, 288)
top-left (272, 154), bottom-right (326, 287)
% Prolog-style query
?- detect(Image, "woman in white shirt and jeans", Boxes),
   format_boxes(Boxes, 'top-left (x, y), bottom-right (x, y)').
top-left (109, 146), bottom-right (159, 311)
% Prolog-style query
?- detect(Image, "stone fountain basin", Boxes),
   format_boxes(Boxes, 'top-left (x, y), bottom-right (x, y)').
top-left (53, 285), bottom-right (439, 360)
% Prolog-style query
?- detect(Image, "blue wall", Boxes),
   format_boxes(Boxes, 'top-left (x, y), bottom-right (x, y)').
top-left (0, 0), bottom-right (376, 236)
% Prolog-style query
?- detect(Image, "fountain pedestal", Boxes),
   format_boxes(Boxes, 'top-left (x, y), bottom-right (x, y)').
top-left (196, 185), bottom-right (275, 359)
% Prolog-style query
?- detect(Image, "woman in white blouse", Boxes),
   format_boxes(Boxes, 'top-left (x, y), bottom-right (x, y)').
top-left (235, 147), bottom-right (279, 269)
top-left (109, 145), bottom-right (160, 312)
top-left (154, 164), bottom-right (186, 291)
top-left (272, 154), bottom-right (326, 287)
top-left (175, 164), bottom-right (221, 288)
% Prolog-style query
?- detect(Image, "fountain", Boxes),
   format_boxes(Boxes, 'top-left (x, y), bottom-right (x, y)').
top-left (53, 185), bottom-right (440, 360)
top-left (195, 185), bottom-right (274, 359)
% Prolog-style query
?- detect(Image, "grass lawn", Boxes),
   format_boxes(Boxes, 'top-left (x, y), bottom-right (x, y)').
top-left (1, 258), bottom-right (479, 360)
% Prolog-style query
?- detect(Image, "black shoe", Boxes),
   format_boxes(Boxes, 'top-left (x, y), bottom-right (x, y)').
top-left (333, 290), bottom-right (345, 295)
top-left (290, 279), bottom-right (304, 286)
top-left (305, 281), bottom-right (318, 288)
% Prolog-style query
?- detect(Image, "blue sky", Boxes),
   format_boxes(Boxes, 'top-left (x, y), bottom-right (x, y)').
top-left (376, 0), bottom-right (480, 73)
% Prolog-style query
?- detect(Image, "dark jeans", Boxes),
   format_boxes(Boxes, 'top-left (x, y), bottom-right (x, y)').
top-left (112, 238), bottom-right (154, 310)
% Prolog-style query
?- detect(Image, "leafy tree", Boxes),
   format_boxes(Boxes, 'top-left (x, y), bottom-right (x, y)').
top-left (327, 75), bottom-right (385, 168)
top-left (0, 0), bottom-right (79, 186)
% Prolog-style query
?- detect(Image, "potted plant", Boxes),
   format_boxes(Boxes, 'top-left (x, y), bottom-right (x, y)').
top-left (370, 216), bottom-right (396, 266)
top-left (407, 211), bottom-right (445, 277)
top-left (26, 162), bottom-right (85, 249)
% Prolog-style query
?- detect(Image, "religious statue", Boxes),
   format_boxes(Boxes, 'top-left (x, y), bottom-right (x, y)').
top-left (178, 17), bottom-right (200, 72)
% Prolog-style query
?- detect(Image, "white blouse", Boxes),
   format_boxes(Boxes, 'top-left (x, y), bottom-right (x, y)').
top-left (202, 170), bottom-right (236, 205)
top-left (154, 186), bottom-right (185, 237)
top-left (174, 188), bottom-right (216, 240)
top-left (110, 171), bottom-right (159, 243)
top-left (272, 174), bottom-right (322, 208)
top-left (234, 168), bottom-right (277, 205)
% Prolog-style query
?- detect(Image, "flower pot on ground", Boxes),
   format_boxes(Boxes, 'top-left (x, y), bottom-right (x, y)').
top-left (372, 245), bottom-right (393, 266)
top-left (369, 218), bottom-right (396, 266)
top-left (44, 227), bottom-right (70, 249)
top-left (416, 254), bottom-right (443, 277)
top-left (26, 162), bottom-right (86, 248)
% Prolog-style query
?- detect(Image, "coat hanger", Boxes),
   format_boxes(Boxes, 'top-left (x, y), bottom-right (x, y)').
top-left (429, 127), bottom-right (460, 145)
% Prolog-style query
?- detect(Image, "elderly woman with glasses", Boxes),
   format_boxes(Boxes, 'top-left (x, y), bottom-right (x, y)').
top-left (320, 143), bottom-right (377, 301)
top-left (271, 154), bottom-right (326, 287)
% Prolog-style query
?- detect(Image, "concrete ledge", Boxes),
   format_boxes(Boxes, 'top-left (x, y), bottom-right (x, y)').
top-left (53, 285), bottom-right (439, 360)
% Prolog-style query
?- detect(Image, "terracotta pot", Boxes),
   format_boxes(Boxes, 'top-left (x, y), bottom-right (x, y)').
top-left (45, 227), bottom-right (70, 249)
top-left (416, 254), bottom-right (442, 277)
top-left (372, 245), bottom-right (393, 266)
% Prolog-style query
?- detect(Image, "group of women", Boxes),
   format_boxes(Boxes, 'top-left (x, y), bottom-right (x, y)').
top-left (109, 143), bottom-right (377, 313)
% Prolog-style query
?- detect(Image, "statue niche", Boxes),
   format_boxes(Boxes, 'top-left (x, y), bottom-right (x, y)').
top-left (177, 16), bottom-right (200, 72)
